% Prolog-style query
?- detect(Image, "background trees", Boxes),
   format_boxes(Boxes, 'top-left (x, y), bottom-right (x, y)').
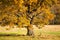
top-left (50, 0), bottom-right (60, 24)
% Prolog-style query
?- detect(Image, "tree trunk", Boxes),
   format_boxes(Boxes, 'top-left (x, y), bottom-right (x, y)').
top-left (27, 25), bottom-right (34, 36)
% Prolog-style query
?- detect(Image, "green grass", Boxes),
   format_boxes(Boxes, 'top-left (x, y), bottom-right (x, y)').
top-left (0, 30), bottom-right (60, 40)
top-left (0, 25), bottom-right (60, 40)
top-left (46, 31), bottom-right (60, 36)
top-left (39, 30), bottom-right (60, 35)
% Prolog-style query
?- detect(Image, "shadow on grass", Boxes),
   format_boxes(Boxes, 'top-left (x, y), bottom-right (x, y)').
top-left (0, 34), bottom-right (26, 36)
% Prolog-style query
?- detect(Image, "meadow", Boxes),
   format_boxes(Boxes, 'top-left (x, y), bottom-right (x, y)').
top-left (0, 25), bottom-right (60, 40)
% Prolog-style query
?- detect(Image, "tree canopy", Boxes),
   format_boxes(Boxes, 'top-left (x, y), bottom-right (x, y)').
top-left (0, 0), bottom-right (57, 28)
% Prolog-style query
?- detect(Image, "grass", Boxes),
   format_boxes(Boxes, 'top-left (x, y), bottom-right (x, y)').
top-left (0, 32), bottom-right (60, 40)
top-left (0, 25), bottom-right (60, 40)
top-left (46, 31), bottom-right (60, 36)
top-left (0, 31), bottom-right (60, 40)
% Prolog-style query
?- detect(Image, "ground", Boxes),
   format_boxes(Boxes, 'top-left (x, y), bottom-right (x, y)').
top-left (0, 25), bottom-right (60, 40)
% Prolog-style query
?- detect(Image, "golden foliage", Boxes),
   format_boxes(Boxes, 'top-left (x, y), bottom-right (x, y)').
top-left (0, 0), bottom-right (57, 28)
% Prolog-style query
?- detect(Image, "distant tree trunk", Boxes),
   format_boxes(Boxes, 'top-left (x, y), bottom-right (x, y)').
top-left (27, 24), bottom-right (34, 36)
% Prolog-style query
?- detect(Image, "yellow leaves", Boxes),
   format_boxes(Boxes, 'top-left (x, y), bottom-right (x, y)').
top-left (30, 0), bottom-right (37, 4)
top-left (9, 22), bottom-right (15, 27)
top-left (54, 0), bottom-right (57, 4)
top-left (0, 16), bottom-right (3, 21)
top-left (45, 0), bottom-right (57, 6)
top-left (19, 0), bottom-right (24, 3)
top-left (20, 6), bottom-right (28, 12)
top-left (14, 0), bottom-right (24, 6)
top-left (16, 13), bottom-right (30, 27)
top-left (49, 14), bottom-right (55, 20)
top-left (45, 8), bottom-right (50, 14)
top-left (14, 0), bottom-right (25, 12)
top-left (45, 9), bottom-right (55, 20)
top-left (9, 14), bottom-right (18, 23)
top-left (19, 0), bottom-right (24, 7)
top-left (29, 0), bottom-right (37, 4)
top-left (18, 22), bottom-right (22, 28)
top-left (30, 0), bottom-right (37, 2)
top-left (32, 5), bottom-right (55, 25)
top-left (41, 7), bottom-right (55, 21)
top-left (0, 0), bottom-right (56, 27)
top-left (37, 7), bottom-right (41, 13)
top-left (14, 0), bottom-right (18, 4)
top-left (0, 2), bottom-right (2, 4)
top-left (45, 0), bottom-right (52, 5)
top-left (15, 0), bottom-right (28, 12)
top-left (19, 16), bottom-right (30, 26)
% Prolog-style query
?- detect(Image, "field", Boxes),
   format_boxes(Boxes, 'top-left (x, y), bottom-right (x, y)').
top-left (0, 25), bottom-right (60, 40)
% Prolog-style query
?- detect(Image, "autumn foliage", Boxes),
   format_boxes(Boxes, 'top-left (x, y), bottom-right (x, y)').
top-left (0, 0), bottom-right (58, 28)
